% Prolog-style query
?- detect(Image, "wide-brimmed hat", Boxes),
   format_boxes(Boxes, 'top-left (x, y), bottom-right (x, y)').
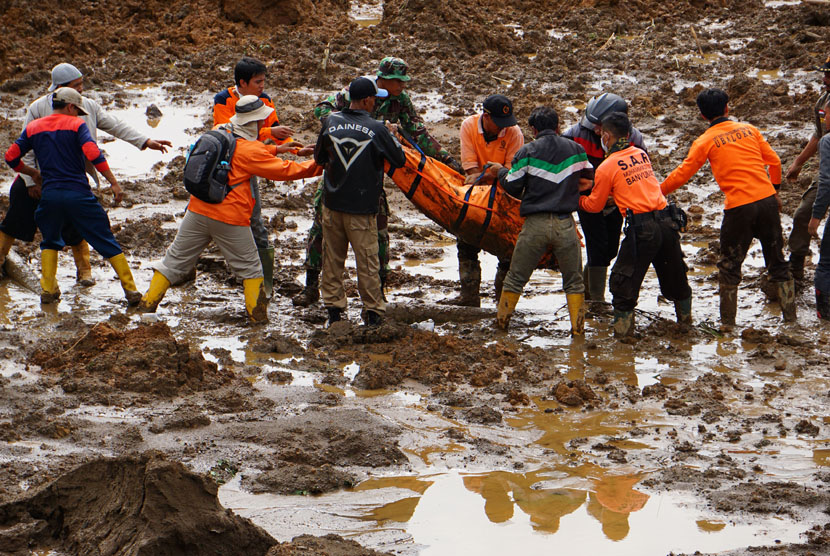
top-left (53, 87), bottom-right (88, 115)
top-left (231, 95), bottom-right (275, 125)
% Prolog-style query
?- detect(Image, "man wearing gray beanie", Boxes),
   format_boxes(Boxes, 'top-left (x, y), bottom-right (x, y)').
top-left (0, 62), bottom-right (171, 287)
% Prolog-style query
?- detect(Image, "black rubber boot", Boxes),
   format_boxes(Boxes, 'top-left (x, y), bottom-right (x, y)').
top-left (326, 307), bottom-right (342, 326)
top-left (365, 310), bottom-right (382, 327)
top-left (293, 269), bottom-right (320, 307)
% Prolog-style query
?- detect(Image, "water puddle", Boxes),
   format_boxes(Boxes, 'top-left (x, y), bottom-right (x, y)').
top-left (350, 0), bottom-right (383, 27)
top-left (220, 468), bottom-right (806, 556)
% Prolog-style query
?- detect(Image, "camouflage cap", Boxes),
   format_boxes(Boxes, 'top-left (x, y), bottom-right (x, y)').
top-left (377, 57), bottom-right (411, 82)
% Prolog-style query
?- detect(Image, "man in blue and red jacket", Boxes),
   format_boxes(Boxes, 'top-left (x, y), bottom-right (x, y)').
top-left (4, 87), bottom-right (142, 306)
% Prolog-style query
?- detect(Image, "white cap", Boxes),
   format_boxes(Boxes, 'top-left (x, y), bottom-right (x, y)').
top-left (230, 95), bottom-right (274, 125)
top-left (53, 87), bottom-right (88, 115)
top-left (49, 63), bottom-right (83, 92)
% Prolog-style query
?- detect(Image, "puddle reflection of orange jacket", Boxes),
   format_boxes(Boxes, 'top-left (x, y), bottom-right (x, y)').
top-left (188, 138), bottom-right (322, 227)
top-left (661, 119), bottom-right (781, 210)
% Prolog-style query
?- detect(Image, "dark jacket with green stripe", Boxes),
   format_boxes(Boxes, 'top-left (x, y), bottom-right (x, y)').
top-left (496, 129), bottom-right (594, 216)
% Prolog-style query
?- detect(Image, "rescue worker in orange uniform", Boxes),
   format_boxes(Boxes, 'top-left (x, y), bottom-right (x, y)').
top-left (213, 57), bottom-right (298, 297)
top-left (661, 88), bottom-right (794, 328)
top-left (580, 112), bottom-right (692, 337)
top-left (139, 96), bottom-right (321, 322)
top-left (450, 94), bottom-right (524, 307)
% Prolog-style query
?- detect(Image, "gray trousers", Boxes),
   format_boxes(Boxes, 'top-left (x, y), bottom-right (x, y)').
top-left (157, 211), bottom-right (262, 285)
top-left (789, 181), bottom-right (818, 260)
top-left (503, 212), bottom-right (584, 295)
top-left (250, 176), bottom-right (269, 249)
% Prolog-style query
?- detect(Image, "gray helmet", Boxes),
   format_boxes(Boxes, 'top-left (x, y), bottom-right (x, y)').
top-left (580, 93), bottom-right (628, 132)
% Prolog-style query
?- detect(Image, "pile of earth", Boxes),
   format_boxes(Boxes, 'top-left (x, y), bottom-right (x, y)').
top-left (0, 452), bottom-right (393, 556)
top-left (29, 321), bottom-right (246, 403)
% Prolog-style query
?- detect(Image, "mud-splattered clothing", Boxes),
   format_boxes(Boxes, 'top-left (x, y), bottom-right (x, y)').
top-left (581, 142), bottom-right (690, 312)
top-left (661, 118), bottom-right (781, 210)
top-left (563, 122), bottom-right (647, 268)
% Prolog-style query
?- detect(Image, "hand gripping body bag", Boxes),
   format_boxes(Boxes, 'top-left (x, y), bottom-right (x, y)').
top-left (182, 129), bottom-right (238, 203)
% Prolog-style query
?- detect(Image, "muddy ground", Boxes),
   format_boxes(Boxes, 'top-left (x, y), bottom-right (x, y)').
top-left (1, 0), bottom-right (830, 555)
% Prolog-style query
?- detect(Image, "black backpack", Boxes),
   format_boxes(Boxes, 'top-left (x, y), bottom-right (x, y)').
top-left (183, 129), bottom-right (239, 203)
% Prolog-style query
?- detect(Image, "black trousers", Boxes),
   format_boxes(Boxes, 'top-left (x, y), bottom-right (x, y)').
top-left (577, 207), bottom-right (623, 267)
top-left (1, 176), bottom-right (83, 245)
top-left (609, 215), bottom-right (692, 312)
top-left (718, 195), bottom-right (790, 287)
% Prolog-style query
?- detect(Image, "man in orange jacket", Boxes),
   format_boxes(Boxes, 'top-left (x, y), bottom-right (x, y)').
top-left (213, 57), bottom-right (297, 296)
top-left (139, 96), bottom-right (321, 322)
top-left (661, 88), bottom-right (794, 328)
top-left (580, 112), bottom-right (692, 337)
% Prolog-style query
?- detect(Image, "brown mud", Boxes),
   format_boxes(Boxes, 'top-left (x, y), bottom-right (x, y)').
top-left (2, 0), bottom-right (830, 554)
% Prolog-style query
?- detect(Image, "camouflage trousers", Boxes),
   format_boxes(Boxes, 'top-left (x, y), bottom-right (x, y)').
top-left (302, 181), bottom-right (389, 280)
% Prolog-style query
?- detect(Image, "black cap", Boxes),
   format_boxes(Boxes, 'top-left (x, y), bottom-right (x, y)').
top-left (349, 77), bottom-right (389, 101)
top-left (482, 94), bottom-right (517, 127)
top-left (815, 55), bottom-right (830, 72)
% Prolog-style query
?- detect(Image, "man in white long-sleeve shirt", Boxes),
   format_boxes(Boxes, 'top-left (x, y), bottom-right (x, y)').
top-left (0, 63), bottom-right (171, 284)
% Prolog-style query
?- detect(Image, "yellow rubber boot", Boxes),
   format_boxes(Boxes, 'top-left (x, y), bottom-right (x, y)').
top-left (496, 290), bottom-right (520, 330)
top-left (40, 249), bottom-right (61, 304)
top-left (0, 231), bottom-right (14, 274)
top-left (138, 271), bottom-right (171, 313)
top-left (108, 253), bottom-right (142, 306)
top-left (244, 277), bottom-right (269, 323)
top-left (70, 240), bottom-right (95, 286)
top-left (566, 293), bottom-right (586, 335)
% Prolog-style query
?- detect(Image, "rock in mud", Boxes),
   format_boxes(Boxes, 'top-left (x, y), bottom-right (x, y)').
top-left (145, 103), bottom-right (163, 118)
top-left (0, 453), bottom-right (276, 556)
top-left (462, 404), bottom-right (503, 424)
top-left (552, 380), bottom-right (598, 406)
top-left (243, 463), bottom-right (357, 495)
top-left (30, 322), bottom-right (242, 403)
top-left (794, 419), bottom-right (820, 436)
top-left (267, 534), bottom-right (392, 556)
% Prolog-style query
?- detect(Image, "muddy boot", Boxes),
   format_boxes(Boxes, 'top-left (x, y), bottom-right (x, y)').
top-left (40, 249), bottom-right (61, 304)
top-left (108, 253), bottom-right (142, 306)
top-left (776, 279), bottom-right (797, 323)
top-left (613, 309), bottom-right (634, 338)
top-left (674, 296), bottom-right (692, 327)
top-left (365, 310), bottom-right (382, 327)
top-left (496, 290), bottom-right (520, 330)
top-left (719, 284), bottom-right (738, 328)
top-left (789, 255), bottom-right (805, 282)
top-left (258, 247), bottom-right (275, 298)
top-left (70, 240), bottom-right (95, 287)
top-left (0, 231), bottom-right (14, 278)
top-left (138, 271), bottom-right (171, 313)
top-left (326, 307), bottom-right (342, 326)
top-left (292, 269), bottom-right (320, 307)
top-left (445, 259), bottom-right (481, 307)
top-left (585, 266), bottom-right (608, 303)
top-left (566, 293), bottom-right (586, 335)
top-left (243, 277), bottom-right (269, 323)
top-left (494, 265), bottom-right (508, 304)
top-left (816, 288), bottom-right (830, 321)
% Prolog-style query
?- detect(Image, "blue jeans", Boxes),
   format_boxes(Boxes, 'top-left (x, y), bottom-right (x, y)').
top-left (816, 219), bottom-right (830, 293)
top-left (34, 188), bottom-right (122, 258)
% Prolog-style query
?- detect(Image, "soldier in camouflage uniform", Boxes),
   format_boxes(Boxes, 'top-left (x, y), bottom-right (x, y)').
top-left (292, 57), bottom-right (462, 306)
